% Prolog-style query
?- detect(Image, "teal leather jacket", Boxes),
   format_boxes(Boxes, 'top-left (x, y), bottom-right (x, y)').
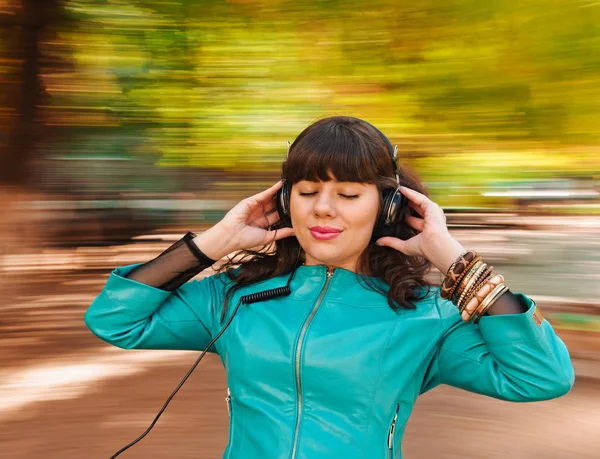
top-left (84, 263), bottom-right (574, 459)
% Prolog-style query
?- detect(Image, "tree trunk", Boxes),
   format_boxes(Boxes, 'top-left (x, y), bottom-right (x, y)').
top-left (0, 0), bottom-right (63, 302)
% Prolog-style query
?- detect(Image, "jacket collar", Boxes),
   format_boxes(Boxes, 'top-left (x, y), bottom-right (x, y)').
top-left (293, 264), bottom-right (382, 288)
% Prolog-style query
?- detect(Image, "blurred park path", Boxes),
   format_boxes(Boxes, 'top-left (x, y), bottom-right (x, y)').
top-left (0, 349), bottom-right (598, 459)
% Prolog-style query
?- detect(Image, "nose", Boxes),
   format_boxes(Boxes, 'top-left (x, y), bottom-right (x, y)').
top-left (313, 191), bottom-right (336, 218)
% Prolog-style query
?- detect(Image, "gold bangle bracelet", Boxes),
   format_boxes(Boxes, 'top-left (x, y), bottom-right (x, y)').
top-left (472, 284), bottom-right (509, 323)
top-left (446, 255), bottom-right (482, 301)
top-left (452, 260), bottom-right (483, 305)
top-left (471, 265), bottom-right (495, 296)
top-left (476, 282), bottom-right (506, 314)
top-left (453, 261), bottom-right (482, 304)
top-left (457, 263), bottom-right (488, 312)
top-left (463, 268), bottom-right (498, 314)
top-left (479, 284), bottom-right (509, 317)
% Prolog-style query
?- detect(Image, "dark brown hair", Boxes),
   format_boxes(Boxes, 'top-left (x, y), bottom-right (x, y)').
top-left (214, 116), bottom-right (433, 320)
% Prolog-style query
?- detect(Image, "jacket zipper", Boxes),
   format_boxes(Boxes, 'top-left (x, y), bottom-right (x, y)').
top-left (387, 403), bottom-right (400, 459)
top-left (225, 387), bottom-right (235, 458)
top-left (225, 387), bottom-right (231, 417)
top-left (290, 265), bottom-right (335, 459)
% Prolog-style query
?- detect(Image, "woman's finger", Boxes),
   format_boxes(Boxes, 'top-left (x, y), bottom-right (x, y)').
top-left (261, 201), bottom-right (277, 215)
top-left (400, 186), bottom-right (429, 207)
top-left (408, 200), bottom-right (424, 217)
top-left (263, 209), bottom-right (281, 227)
top-left (375, 235), bottom-right (419, 256)
top-left (247, 180), bottom-right (284, 205)
top-left (402, 186), bottom-right (445, 220)
top-left (406, 215), bottom-right (424, 231)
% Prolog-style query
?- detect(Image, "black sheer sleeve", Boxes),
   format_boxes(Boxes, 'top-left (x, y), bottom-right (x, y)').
top-left (125, 231), bottom-right (218, 291)
top-left (484, 290), bottom-right (530, 315)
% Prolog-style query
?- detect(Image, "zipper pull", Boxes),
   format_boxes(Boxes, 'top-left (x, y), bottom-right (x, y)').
top-left (225, 388), bottom-right (231, 417)
top-left (326, 265), bottom-right (335, 278)
top-left (387, 411), bottom-right (398, 449)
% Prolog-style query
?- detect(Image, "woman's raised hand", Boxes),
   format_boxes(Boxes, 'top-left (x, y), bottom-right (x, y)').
top-left (375, 186), bottom-right (465, 274)
top-left (195, 181), bottom-right (296, 260)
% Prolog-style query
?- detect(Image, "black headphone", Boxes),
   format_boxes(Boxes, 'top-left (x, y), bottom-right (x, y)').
top-left (275, 117), bottom-right (408, 243)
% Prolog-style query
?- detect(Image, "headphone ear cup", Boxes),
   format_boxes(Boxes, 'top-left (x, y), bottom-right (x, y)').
top-left (384, 188), bottom-right (407, 226)
top-left (275, 181), bottom-right (292, 228)
top-left (371, 188), bottom-right (408, 243)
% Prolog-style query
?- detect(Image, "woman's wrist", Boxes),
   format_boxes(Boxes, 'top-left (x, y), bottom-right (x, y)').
top-left (192, 224), bottom-right (237, 261)
top-left (427, 234), bottom-right (467, 274)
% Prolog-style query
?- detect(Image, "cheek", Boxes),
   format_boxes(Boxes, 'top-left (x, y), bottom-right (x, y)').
top-left (355, 201), bottom-right (379, 229)
top-left (289, 195), bottom-right (307, 224)
top-left (350, 195), bottom-right (379, 224)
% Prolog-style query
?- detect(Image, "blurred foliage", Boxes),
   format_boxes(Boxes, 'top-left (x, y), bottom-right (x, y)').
top-left (1, 0), bottom-right (600, 201)
top-left (551, 313), bottom-right (600, 332)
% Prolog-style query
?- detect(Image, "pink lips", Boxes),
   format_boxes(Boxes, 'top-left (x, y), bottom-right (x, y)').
top-left (309, 226), bottom-right (342, 241)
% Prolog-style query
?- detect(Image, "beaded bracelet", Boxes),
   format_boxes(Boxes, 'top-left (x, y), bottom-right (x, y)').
top-left (470, 265), bottom-right (495, 297)
top-left (460, 266), bottom-right (495, 313)
top-left (441, 251), bottom-right (473, 299)
top-left (439, 248), bottom-right (513, 324)
top-left (449, 256), bottom-right (483, 305)
top-left (457, 263), bottom-right (489, 312)
top-left (463, 265), bottom-right (496, 309)
top-left (453, 261), bottom-right (484, 306)
top-left (441, 251), bottom-right (481, 301)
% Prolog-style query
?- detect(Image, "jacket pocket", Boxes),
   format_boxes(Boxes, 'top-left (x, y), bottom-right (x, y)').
top-left (386, 403), bottom-right (400, 459)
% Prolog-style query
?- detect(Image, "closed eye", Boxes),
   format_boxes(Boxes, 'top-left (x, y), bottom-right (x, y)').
top-left (299, 192), bottom-right (359, 199)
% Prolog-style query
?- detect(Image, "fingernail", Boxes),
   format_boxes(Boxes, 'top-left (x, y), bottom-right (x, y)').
top-left (375, 241), bottom-right (380, 246)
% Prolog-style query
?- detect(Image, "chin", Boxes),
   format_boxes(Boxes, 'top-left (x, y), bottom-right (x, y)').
top-left (304, 245), bottom-right (347, 264)
top-left (305, 246), bottom-right (337, 257)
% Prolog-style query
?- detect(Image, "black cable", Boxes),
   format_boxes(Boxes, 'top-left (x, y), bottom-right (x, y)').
top-left (110, 247), bottom-right (301, 458)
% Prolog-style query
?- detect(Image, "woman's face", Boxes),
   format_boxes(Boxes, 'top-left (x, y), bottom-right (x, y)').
top-left (289, 177), bottom-right (380, 272)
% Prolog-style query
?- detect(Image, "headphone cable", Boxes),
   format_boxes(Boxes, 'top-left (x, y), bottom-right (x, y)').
top-left (110, 247), bottom-right (301, 458)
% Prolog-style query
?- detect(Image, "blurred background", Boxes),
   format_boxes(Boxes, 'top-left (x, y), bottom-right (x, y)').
top-left (0, 0), bottom-right (599, 458)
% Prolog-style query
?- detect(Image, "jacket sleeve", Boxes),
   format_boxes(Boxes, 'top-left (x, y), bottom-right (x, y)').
top-left (124, 231), bottom-right (217, 291)
top-left (419, 290), bottom-right (575, 402)
top-left (84, 263), bottom-right (226, 352)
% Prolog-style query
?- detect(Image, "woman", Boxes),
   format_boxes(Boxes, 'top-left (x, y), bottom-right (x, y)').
top-left (84, 116), bottom-right (574, 459)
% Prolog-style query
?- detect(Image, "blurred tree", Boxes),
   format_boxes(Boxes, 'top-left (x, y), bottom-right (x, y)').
top-left (0, 0), bottom-right (69, 187)
top-left (1, 0), bottom-right (599, 205)
top-left (0, 0), bottom-right (71, 262)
